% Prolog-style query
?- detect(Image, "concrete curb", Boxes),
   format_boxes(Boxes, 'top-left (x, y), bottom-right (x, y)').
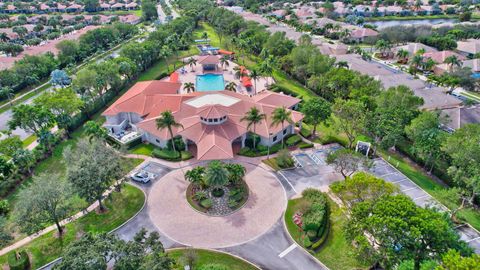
top-left (167, 247), bottom-right (261, 270)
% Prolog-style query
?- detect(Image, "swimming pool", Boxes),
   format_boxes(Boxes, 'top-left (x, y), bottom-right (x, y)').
top-left (196, 74), bottom-right (225, 92)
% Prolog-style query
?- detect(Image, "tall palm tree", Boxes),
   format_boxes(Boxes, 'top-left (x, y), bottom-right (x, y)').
top-left (396, 48), bottom-right (409, 63)
top-left (0, 33), bottom-right (9, 42)
top-left (249, 69), bottom-right (260, 95)
top-left (204, 160), bottom-right (229, 191)
top-left (260, 57), bottom-right (274, 85)
top-left (184, 82), bottom-right (195, 93)
top-left (185, 166), bottom-right (205, 189)
top-left (220, 55), bottom-right (230, 71)
top-left (270, 106), bottom-right (293, 148)
top-left (225, 81), bottom-right (237, 92)
top-left (156, 111), bottom-right (183, 153)
top-left (201, 32), bottom-right (208, 42)
top-left (240, 107), bottom-right (266, 150)
top-left (188, 57), bottom-right (197, 72)
top-left (224, 163), bottom-right (246, 186)
top-left (422, 58), bottom-right (437, 71)
top-left (375, 39), bottom-right (391, 58)
top-left (444, 55), bottom-right (462, 72)
top-left (410, 54), bottom-right (424, 73)
top-left (233, 66), bottom-right (243, 79)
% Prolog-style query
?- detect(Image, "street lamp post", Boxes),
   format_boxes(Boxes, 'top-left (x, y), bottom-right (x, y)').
top-left (267, 132), bottom-right (273, 160)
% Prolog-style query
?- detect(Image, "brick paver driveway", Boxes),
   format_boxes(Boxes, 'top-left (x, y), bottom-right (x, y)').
top-left (147, 162), bottom-right (287, 248)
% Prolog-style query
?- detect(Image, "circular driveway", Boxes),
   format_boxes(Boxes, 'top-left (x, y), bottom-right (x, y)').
top-left (147, 162), bottom-right (286, 248)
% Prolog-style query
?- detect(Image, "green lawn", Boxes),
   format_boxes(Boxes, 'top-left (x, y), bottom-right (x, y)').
top-left (129, 143), bottom-right (156, 156)
top-left (284, 198), bottom-right (366, 270)
top-left (21, 134), bottom-right (37, 148)
top-left (168, 249), bottom-right (258, 270)
top-left (0, 184), bottom-right (145, 269)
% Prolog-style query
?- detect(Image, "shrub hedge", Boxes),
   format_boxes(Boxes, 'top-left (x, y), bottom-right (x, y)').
top-left (152, 148), bottom-right (192, 161)
top-left (301, 189), bottom-right (329, 241)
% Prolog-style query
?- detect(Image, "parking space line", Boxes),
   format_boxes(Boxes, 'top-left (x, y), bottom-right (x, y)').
top-left (466, 236), bottom-right (480, 243)
top-left (392, 178), bottom-right (409, 184)
top-left (401, 187), bottom-right (417, 192)
top-left (278, 243), bottom-right (297, 258)
top-left (413, 195), bottom-right (431, 201)
top-left (278, 171), bottom-right (298, 194)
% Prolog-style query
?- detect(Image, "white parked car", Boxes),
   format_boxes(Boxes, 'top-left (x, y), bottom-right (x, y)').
top-left (130, 170), bottom-right (156, 183)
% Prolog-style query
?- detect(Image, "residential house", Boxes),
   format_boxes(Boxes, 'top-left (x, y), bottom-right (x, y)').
top-left (456, 39), bottom-right (480, 58)
top-left (348, 28), bottom-right (378, 42)
top-left (394, 42), bottom-right (437, 56)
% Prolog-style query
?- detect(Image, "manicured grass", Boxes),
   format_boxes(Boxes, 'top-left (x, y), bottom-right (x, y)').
top-left (194, 23), bottom-right (221, 48)
top-left (314, 198), bottom-right (367, 270)
top-left (0, 184), bottom-right (145, 269)
top-left (21, 134), bottom-right (37, 148)
top-left (129, 143), bottom-right (156, 156)
top-left (168, 248), bottom-right (258, 270)
top-left (284, 197), bottom-right (366, 270)
top-left (262, 158), bottom-right (282, 171)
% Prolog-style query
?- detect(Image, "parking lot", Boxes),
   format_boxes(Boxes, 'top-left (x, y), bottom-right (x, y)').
top-left (279, 145), bottom-right (480, 253)
top-left (131, 161), bottom-right (172, 188)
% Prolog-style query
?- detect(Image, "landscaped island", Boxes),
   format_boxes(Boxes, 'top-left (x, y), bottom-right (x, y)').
top-left (185, 161), bottom-right (248, 216)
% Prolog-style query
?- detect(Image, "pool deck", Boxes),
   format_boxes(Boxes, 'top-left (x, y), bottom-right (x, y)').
top-left (164, 56), bottom-right (272, 95)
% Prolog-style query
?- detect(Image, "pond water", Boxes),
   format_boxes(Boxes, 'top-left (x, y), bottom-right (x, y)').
top-left (369, 18), bottom-right (458, 29)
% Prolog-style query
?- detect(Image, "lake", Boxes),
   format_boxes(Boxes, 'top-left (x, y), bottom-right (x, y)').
top-left (369, 18), bottom-right (458, 29)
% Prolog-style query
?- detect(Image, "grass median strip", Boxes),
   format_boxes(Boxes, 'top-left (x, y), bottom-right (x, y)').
top-left (168, 248), bottom-right (259, 270)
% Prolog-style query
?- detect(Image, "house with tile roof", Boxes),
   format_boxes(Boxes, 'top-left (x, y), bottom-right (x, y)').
top-left (102, 81), bottom-right (303, 160)
top-left (456, 39), bottom-right (480, 58)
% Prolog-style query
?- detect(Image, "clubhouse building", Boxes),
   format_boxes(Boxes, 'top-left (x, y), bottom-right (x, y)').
top-left (102, 80), bottom-right (303, 160)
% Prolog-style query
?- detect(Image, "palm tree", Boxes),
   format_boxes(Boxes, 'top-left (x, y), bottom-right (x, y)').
top-left (156, 111), bottom-right (183, 153)
top-left (188, 57), bottom-right (197, 72)
top-left (233, 66), bottom-right (243, 79)
top-left (185, 166), bottom-right (205, 189)
top-left (225, 81), bottom-right (237, 92)
top-left (375, 39), bottom-right (392, 58)
top-left (270, 106), bottom-right (293, 148)
top-left (220, 55), bottom-right (230, 71)
top-left (204, 160), bottom-right (229, 192)
top-left (444, 55), bottom-right (462, 72)
top-left (410, 54), bottom-right (424, 73)
top-left (84, 121), bottom-right (108, 143)
top-left (249, 69), bottom-right (260, 95)
top-left (184, 82), bottom-right (195, 93)
top-left (415, 48), bottom-right (426, 56)
top-left (335, 61), bottom-right (349, 69)
top-left (422, 58), bottom-right (437, 71)
top-left (240, 107), bottom-right (266, 150)
top-left (260, 57), bottom-right (274, 85)
top-left (224, 163), bottom-right (246, 186)
top-left (396, 48), bottom-right (409, 63)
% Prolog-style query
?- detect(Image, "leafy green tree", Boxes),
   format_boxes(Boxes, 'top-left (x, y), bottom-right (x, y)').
top-left (84, 0), bottom-right (99, 12)
top-left (0, 86), bottom-right (15, 106)
top-left (0, 156), bottom-right (14, 183)
top-left (8, 104), bottom-right (55, 135)
top-left (0, 217), bottom-right (12, 247)
top-left (72, 68), bottom-right (98, 101)
top-left (270, 106), bottom-right (293, 148)
top-left (204, 161), bottom-right (229, 191)
top-left (34, 88), bottom-right (84, 135)
top-left (142, 0), bottom-right (158, 22)
top-left (326, 149), bottom-right (370, 179)
top-left (0, 135), bottom-right (22, 158)
top-left (64, 139), bottom-right (123, 211)
top-left (240, 107), bottom-right (266, 150)
top-left (301, 97), bottom-right (331, 137)
top-left (12, 149), bottom-right (35, 175)
top-left (84, 121), bottom-right (108, 142)
top-left (50, 69), bottom-right (71, 88)
top-left (365, 85), bottom-right (423, 151)
top-left (15, 173), bottom-right (72, 236)
top-left (156, 111), bottom-right (183, 153)
top-left (330, 172), bottom-right (398, 213)
top-left (346, 195), bottom-right (471, 270)
top-left (436, 249), bottom-right (480, 270)
top-left (405, 112), bottom-right (444, 173)
top-left (444, 55), bottom-right (462, 72)
top-left (442, 124), bottom-right (480, 206)
top-left (331, 99), bottom-right (365, 148)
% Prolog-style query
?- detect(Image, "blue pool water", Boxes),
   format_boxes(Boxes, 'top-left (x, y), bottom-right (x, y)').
top-left (196, 74), bottom-right (225, 91)
top-left (472, 73), bottom-right (480, 79)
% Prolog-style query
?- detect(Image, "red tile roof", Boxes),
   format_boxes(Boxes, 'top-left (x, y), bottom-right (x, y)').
top-left (103, 81), bottom-right (303, 160)
top-left (198, 55), bottom-right (220, 65)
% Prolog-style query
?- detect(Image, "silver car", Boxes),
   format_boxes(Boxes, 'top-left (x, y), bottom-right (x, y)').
top-left (130, 170), bottom-right (156, 183)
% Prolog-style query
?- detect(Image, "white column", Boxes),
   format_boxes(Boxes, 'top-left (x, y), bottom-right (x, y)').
top-left (241, 134), bottom-right (246, 148)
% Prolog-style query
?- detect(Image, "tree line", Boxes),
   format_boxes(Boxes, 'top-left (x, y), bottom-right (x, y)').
top-left (0, 22), bottom-right (138, 104)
